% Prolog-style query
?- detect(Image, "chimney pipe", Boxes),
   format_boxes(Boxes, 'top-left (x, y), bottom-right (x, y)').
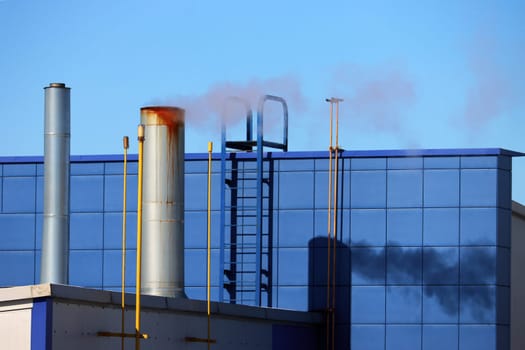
top-left (40, 83), bottom-right (71, 284)
top-left (140, 106), bottom-right (186, 298)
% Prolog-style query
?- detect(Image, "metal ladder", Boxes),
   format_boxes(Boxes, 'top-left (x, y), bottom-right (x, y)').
top-left (219, 95), bottom-right (288, 307)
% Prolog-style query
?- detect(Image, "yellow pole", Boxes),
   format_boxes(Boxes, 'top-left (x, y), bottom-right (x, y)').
top-left (325, 99), bottom-right (334, 350)
top-left (135, 125), bottom-right (145, 350)
top-left (207, 141), bottom-right (213, 350)
top-left (121, 136), bottom-right (129, 350)
top-left (331, 100), bottom-right (341, 350)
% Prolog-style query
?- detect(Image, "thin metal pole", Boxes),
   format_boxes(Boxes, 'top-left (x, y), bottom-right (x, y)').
top-left (121, 136), bottom-right (129, 350)
top-left (135, 125), bottom-right (145, 350)
top-left (331, 100), bottom-right (341, 350)
top-left (325, 99), bottom-right (334, 350)
top-left (207, 141), bottom-right (213, 350)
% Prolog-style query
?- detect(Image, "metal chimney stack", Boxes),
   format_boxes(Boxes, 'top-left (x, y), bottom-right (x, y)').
top-left (140, 106), bottom-right (186, 298)
top-left (40, 83), bottom-right (71, 284)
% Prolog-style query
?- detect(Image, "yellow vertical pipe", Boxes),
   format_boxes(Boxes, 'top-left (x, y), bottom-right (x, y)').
top-left (326, 100), bottom-right (334, 350)
top-left (121, 136), bottom-right (129, 350)
top-left (207, 141), bottom-right (213, 350)
top-left (331, 101), bottom-right (340, 350)
top-left (135, 125), bottom-right (145, 350)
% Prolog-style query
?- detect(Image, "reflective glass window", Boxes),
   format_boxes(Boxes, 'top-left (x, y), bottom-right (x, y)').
top-left (386, 286), bottom-right (421, 323)
top-left (460, 286), bottom-right (496, 323)
top-left (185, 287), bottom-right (220, 302)
top-left (387, 209), bottom-right (422, 246)
top-left (351, 247), bottom-right (385, 285)
top-left (423, 156), bottom-right (460, 169)
top-left (3, 177), bottom-right (36, 212)
top-left (386, 325), bottom-right (421, 350)
top-left (460, 169), bottom-right (497, 207)
top-left (351, 286), bottom-right (385, 323)
top-left (35, 176), bottom-right (43, 213)
top-left (388, 157), bottom-right (423, 169)
top-left (279, 172), bottom-right (314, 209)
top-left (387, 170), bottom-right (422, 208)
top-left (70, 176), bottom-right (104, 212)
top-left (351, 171), bottom-right (386, 208)
top-left (70, 213), bottom-right (103, 249)
top-left (278, 210), bottom-right (314, 247)
top-left (102, 250), bottom-right (136, 287)
top-left (351, 158), bottom-right (386, 170)
top-left (184, 249), bottom-right (220, 287)
top-left (460, 247), bottom-right (496, 284)
top-left (104, 175), bottom-right (138, 212)
top-left (277, 248), bottom-right (309, 286)
top-left (422, 325), bottom-right (458, 350)
top-left (423, 208), bottom-right (459, 246)
top-left (185, 174), bottom-right (221, 211)
top-left (460, 208), bottom-right (497, 245)
top-left (71, 163), bottom-right (104, 175)
top-left (0, 251), bottom-right (35, 286)
top-left (387, 247), bottom-right (421, 284)
top-left (185, 211), bottom-right (221, 249)
top-left (423, 247), bottom-right (458, 284)
top-left (103, 212), bottom-right (137, 249)
top-left (279, 159), bottom-right (314, 172)
top-left (69, 250), bottom-right (103, 287)
top-left (422, 286), bottom-right (458, 323)
top-left (35, 214), bottom-right (42, 249)
top-left (3, 164), bottom-right (35, 176)
top-left (0, 214), bottom-right (35, 250)
top-left (350, 209), bottom-right (386, 246)
top-left (459, 325), bottom-right (496, 350)
top-left (351, 325), bottom-right (385, 350)
top-left (424, 170), bottom-right (459, 207)
top-left (36, 164), bottom-right (43, 176)
top-left (276, 286), bottom-right (308, 311)
top-left (461, 156), bottom-right (497, 169)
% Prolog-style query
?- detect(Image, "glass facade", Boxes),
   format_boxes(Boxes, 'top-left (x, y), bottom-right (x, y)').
top-left (0, 149), bottom-right (516, 350)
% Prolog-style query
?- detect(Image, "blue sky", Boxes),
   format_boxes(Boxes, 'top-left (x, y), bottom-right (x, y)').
top-left (1, 0), bottom-right (524, 201)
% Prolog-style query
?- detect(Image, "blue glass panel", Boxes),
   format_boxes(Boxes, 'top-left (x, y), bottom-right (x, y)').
top-left (70, 176), bottom-right (104, 212)
top-left (184, 174), bottom-right (221, 211)
top-left (279, 159), bottom-right (314, 171)
top-left (461, 156), bottom-right (497, 169)
top-left (0, 214), bottom-right (35, 249)
top-left (423, 208), bottom-right (459, 246)
top-left (102, 250), bottom-right (136, 287)
top-left (35, 250), bottom-right (41, 283)
top-left (422, 325), bottom-right (458, 350)
top-left (314, 210), bottom-right (349, 246)
top-left (278, 248), bottom-right (309, 286)
top-left (498, 170), bottom-right (511, 209)
top-left (351, 286), bottom-right (385, 323)
top-left (387, 209), bottom-right (422, 246)
top-left (460, 208), bottom-right (497, 245)
top-left (183, 160), bottom-right (206, 173)
top-left (497, 248), bottom-right (510, 286)
top-left (279, 210), bottom-right (314, 247)
top-left (460, 286), bottom-right (496, 323)
top-left (105, 161), bottom-right (138, 175)
top-left (497, 209), bottom-right (511, 247)
top-left (459, 325), bottom-right (495, 350)
top-left (387, 170), bottom-right (422, 208)
top-left (351, 158), bottom-right (386, 170)
top-left (184, 287), bottom-right (220, 301)
top-left (387, 247), bottom-right (421, 284)
top-left (423, 286), bottom-right (458, 323)
top-left (35, 214), bottom-right (42, 249)
top-left (35, 176), bottom-right (43, 213)
top-left (104, 175), bottom-right (138, 212)
top-left (424, 156), bottom-right (460, 169)
top-left (350, 209), bottom-right (386, 246)
top-left (276, 286), bottom-right (308, 311)
top-left (351, 247), bottom-right (385, 285)
top-left (0, 251), bottom-right (35, 286)
top-left (351, 171), bottom-right (386, 208)
top-left (184, 249), bottom-right (220, 287)
top-left (71, 163), bottom-right (104, 175)
top-left (496, 286), bottom-right (510, 325)
top-left (36, 164), bottom-right (43, 176)
top-left (386, 325), bottom-right (421, 350)
top-left (70, 213), bottom-right (103, 249)
top-left (185, 211), bottom-right (221, 249)
top-left (386, 286), bottom-right (421, 323)
top-left (423, 247), bottom-right (458, 284)
top-left (388, 157), bottom-right (423, 169)
top-left (3, 177), bottom-right (36, 212)
top-left (424, 170), bottom-right (460, 207)
top-left (498, 156), bottom-right (511, 171)
top-left (351, 325), bottom-right (385, 350)
top-left (103, 212), bottom-right (137, 249)
top-left (69, 250), bottom-right (103, 287)
top-left (3, 164), bottom-right (35, 176)
top-left (315, 171), bottom-right (350, 209)
top-left (460, 169), bottom-right (497, 207)
top-left (279, 172), bottom-right (314, 209)
top-left (460, 247), bottom-right (496, 284)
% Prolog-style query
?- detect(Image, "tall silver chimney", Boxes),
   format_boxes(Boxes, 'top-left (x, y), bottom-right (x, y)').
top-left (140, 106), bottom-right (186, 298)
top-left (40, 83), bottom-right (71, 284)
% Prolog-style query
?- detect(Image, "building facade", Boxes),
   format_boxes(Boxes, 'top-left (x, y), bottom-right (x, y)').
top-left (0, 148), bottom-right (518, 350)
